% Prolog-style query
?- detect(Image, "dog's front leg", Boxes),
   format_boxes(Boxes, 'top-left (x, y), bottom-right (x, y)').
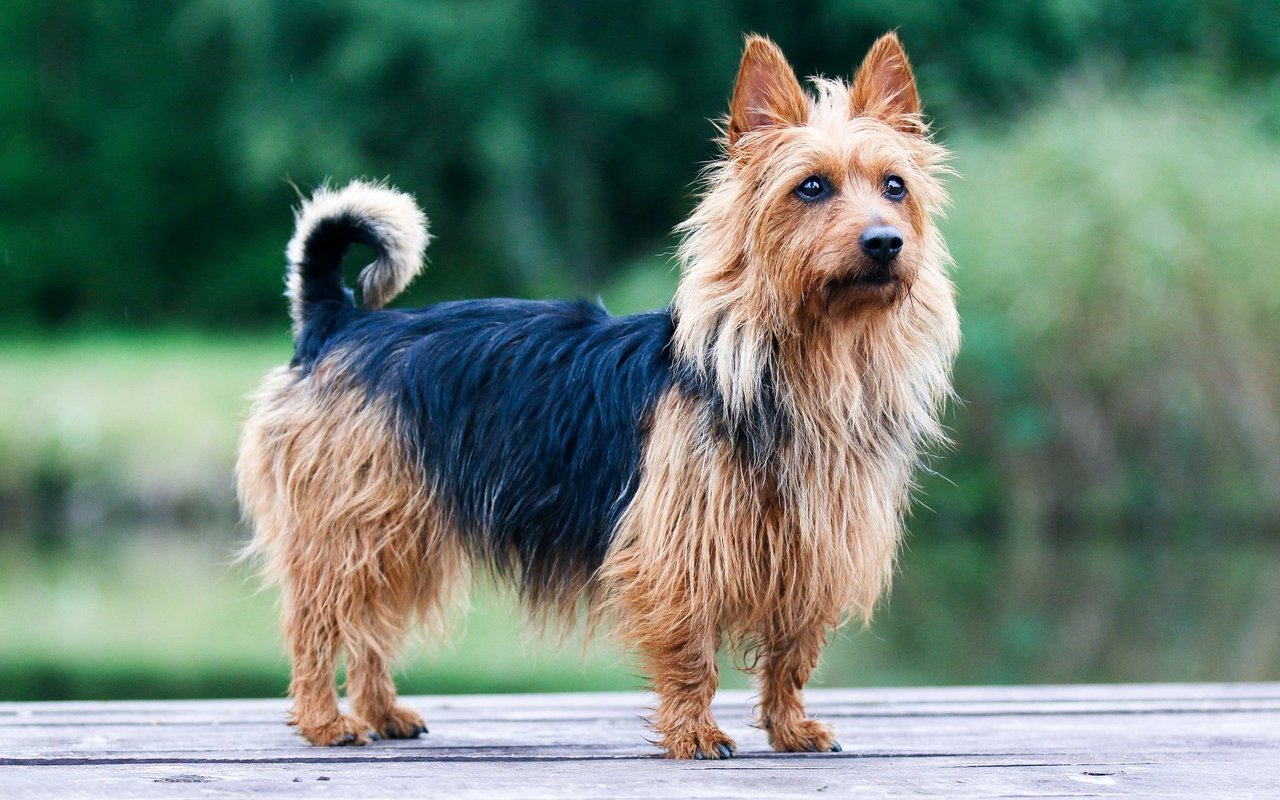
top-left (757, 623), bottom-right (841, 753)
top-left (635, 621), bottom-right (735, 759)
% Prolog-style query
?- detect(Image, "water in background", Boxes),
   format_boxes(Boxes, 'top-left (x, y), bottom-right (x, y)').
top-left (5, 519), bottom-right (1278, 701)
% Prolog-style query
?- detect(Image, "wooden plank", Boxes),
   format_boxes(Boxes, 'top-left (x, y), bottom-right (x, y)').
top-left (2, 684), bottom-right (1279, 798)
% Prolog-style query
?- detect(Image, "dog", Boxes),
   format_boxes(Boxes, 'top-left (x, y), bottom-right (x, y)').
top-left (237, 32), bottom-right (959, 759)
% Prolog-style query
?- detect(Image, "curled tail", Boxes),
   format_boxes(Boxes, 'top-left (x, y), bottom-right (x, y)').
top-left (284, 180), bottom-right (430, 337)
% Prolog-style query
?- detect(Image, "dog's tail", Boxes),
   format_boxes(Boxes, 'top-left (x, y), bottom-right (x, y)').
top-left (284, 180), bottom-right (430, 336)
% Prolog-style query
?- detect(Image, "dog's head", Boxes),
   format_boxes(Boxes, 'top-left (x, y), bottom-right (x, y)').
top-left (676, 33), bottom-right (950, 332)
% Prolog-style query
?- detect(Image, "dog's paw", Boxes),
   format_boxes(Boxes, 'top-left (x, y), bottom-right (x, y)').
top-left (296, 714), bottom-right (377, 747)
top-left (370, 704), bottom-right (428, 740)
top-left (767, 719), bottom-right (841, 753)
top-left (662, 726), bottom-right (737, 760)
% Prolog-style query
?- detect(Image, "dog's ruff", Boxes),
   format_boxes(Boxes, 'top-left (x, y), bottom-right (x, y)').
top-left (237, 32), bottom-right (960, 759)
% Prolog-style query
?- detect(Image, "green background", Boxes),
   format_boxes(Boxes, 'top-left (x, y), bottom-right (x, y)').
top-left (3, 1), bottom-right (1279, 700)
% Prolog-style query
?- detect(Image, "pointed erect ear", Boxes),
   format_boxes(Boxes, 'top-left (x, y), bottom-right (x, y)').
top-left (850, 32), bottom-right (923, 134)
top-left (728, 35), bottom-right (808, 146)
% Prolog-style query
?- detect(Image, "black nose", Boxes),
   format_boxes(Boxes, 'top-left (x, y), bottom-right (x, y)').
top-left (859, 225), bottom-right (903, 265)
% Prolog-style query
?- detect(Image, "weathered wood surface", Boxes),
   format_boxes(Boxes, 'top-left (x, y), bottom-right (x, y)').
top-left (2, 683), bottom-right (1278, 798)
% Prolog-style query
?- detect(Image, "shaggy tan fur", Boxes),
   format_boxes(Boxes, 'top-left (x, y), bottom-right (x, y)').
top-left (237, 32), bottom-right (958, 759)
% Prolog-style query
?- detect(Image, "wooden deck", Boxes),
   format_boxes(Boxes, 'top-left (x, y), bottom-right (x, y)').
top-left (3, 683), bottom-right (1278, 798)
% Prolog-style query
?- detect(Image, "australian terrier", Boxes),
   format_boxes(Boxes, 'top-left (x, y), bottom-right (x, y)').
top-left (238, 32), bottom-right (959, 759)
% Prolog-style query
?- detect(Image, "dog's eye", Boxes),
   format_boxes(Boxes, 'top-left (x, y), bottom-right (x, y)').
top-left (795, 176), bottom-right (830, 202)
top-left (883, 175), bottom-right (907, 201)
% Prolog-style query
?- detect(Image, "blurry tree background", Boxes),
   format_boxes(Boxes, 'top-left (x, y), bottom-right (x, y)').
top-left (2, 0), bottom-right (1280, 700)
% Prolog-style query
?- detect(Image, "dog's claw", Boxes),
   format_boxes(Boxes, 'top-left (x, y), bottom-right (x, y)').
top-left (829, 741), bottom-right (842, 753)
top-left (367, 731), bottom-right (381, 742)
top-left (805, 742), bottom-right (819, 752)
top-left (339, 732), bottom-right (357, 745)
top-left (692, 743), bottom-right (734, 760)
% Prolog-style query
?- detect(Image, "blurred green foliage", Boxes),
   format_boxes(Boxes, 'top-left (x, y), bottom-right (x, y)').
top-left (938, 83), bottom-right (1280, 551)
top-left (3, 1), bottom-right (1279, 326)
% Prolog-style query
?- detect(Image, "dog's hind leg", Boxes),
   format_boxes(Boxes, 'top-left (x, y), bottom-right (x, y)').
top-left (284, 529), bottom-right (441, 745)
top-left (346, 641), bottom-right (427, 740)
top-left (342, 561), bottom-right (435, 741)
top-left (345, 511), bottom-right (464, 741)
top-left (243, 376), bottom-right (446, 746)
top-left (283, 570), bottom-right (378, 746)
